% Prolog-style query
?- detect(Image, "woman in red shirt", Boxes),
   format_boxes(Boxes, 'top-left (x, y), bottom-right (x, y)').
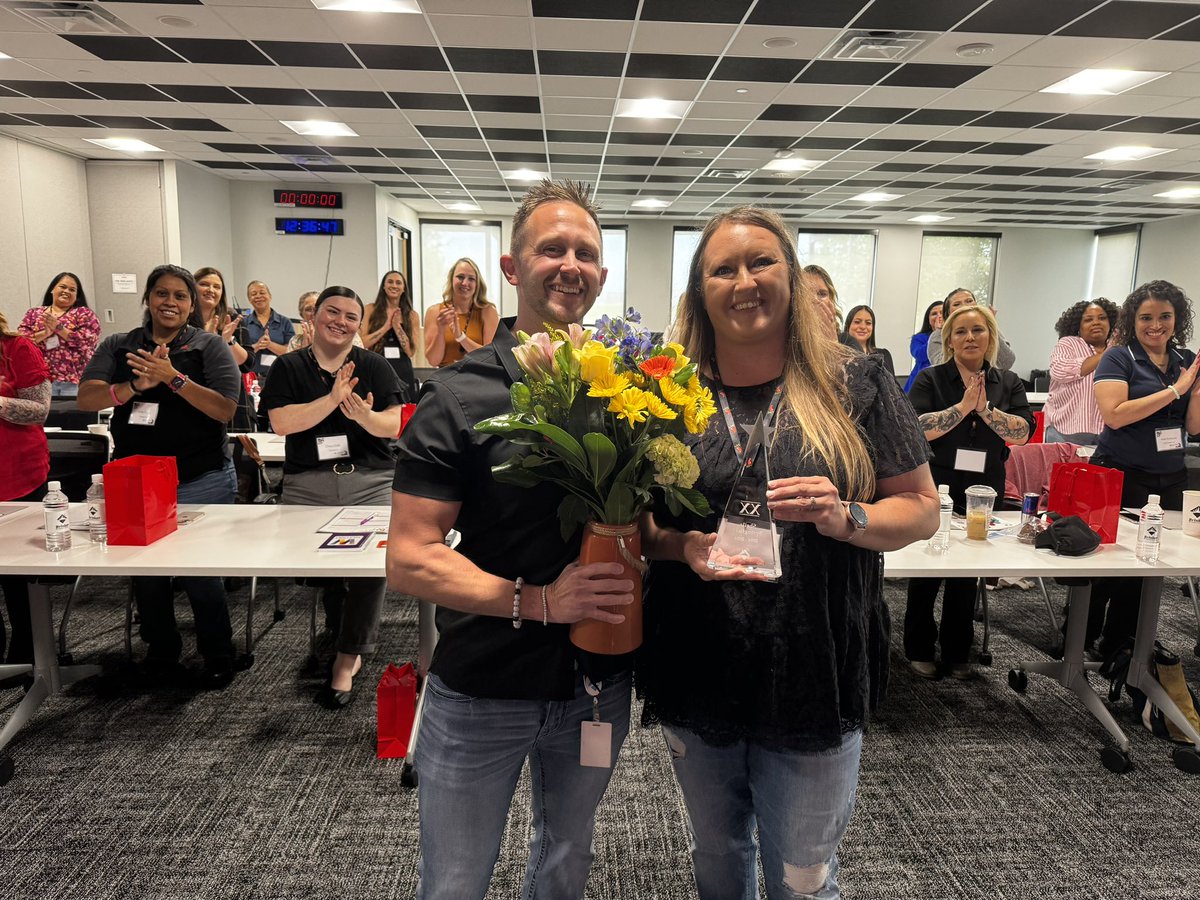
top-left (0, 310), bottom-right (51, 677)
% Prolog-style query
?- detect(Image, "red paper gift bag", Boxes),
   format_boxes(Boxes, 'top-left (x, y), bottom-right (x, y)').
top-left (104, 455), bottom-right (179, 546)
top-left (377, 662), bottom-right (417, 759)
top-left (1047, 461), bottom-right (1124, 544)
top-left (397, 403), bottom-right (417, 436)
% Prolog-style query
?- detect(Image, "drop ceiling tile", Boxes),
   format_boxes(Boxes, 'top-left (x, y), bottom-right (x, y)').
top-left (537, 50), bottom-right (625, 78)
top-left (533, 18), bottom-right (634, 52)
top-left (0, 80), bottom-right (101, 100)
top-left (348, 44), bottom-right (447, 71)
top-left (1000, 36), bottom-right (1140, 68)
top-left (1060, 1), bottom-right (1199, 39)
top-left (76, 81), bottom-right (174, 102)
top-left (160, 38), bottom-right (273, 66)
top-left (429, 14), bottom-right (534, 48)
top-left (63, 35), bottom-right (186, 64)
top-left (626, 53), bottom-right (716, 81)
top-left (445, 47), bottom-right (535, 74)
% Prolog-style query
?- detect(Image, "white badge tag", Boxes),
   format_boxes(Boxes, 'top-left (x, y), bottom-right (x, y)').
top-left (128, 401), bottom-right (159, 426)
top-left (44, 336), bottom-right (60, 351)
top-left (316, 434), bottom-right (351, 460)
top-left (1155, 427), bottom-right (1184, 452)
top-left (384, 346), bottom-right (401, 359)
top-left (259, 353), bottom-right (276, 368)
top-left (580, 721), bottom-right (613, 768)
top-left (954, 448), bottom-right (987, 473)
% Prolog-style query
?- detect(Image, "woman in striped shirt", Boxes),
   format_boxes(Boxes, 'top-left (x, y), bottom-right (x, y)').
top-left (1043, 298), bottom-right (1119, 444)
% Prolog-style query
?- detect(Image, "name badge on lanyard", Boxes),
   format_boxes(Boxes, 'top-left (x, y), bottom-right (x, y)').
top-left (259, 353), bottom-right (276, 368)
top-left (44, 336), bottom-right (60, 351)
top-left (316, 434), bottom-right (351, 460)
top-left (1155, 427), bottom-right (1184, 452)
top-left (384, 346), bottom-right (402, 359)
top-left (128, 401), bottom-right (160, 426)
top-left (954, 448), bottom-right (987, 473)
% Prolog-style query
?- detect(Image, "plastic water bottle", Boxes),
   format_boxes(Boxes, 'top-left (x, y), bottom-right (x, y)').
top-left (928, 484), bottom-right (953, 552)
top-left (248, 378), bottom-right (262, 413)
top-left (1136, 494), bottom-right (1163, 563)
top-left (43, 480), bottom-right (71, 552)
top-left (86, 473), bottom-right (106, 545)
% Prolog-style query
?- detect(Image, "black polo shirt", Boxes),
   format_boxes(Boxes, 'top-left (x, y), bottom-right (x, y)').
top-left (257, 345), bottom-right (402, 474)
top-left (908, 360), bottom-right (1034, 509)
top-left (1094, 343), bottom-right (1197, 475)
top-left (394, 319), bottom-right (597, 701)
top-left (81, 324), bottom-right (241, 483)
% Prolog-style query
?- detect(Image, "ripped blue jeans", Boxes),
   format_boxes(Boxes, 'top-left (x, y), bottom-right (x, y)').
top-left (662, 726), bottom-right (863, 900)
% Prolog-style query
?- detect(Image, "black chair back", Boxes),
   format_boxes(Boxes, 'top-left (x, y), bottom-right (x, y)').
top-left (46, 432), bottom-right (110, 501)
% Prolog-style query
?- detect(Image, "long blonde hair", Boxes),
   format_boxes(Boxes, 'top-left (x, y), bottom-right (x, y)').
top-left (942, 304), bottom-right (999, 366)
top-left (0, 310), bottom-right (13, 337)
top-left (441, 257), bottom-right (490, 309)
top-left (673, 206), bottom-right (876, 501)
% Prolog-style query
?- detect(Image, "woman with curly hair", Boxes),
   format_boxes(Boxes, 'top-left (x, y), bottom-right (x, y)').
top-left (18, 272), bottom-right (101, 398)
top-left (1088, 280), bottom-right (1200, 654)
top-left (1043, 297), bottom-right (1120, 444)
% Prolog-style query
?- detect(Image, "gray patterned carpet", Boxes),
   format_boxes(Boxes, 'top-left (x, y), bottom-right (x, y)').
top-left (2, 575), bottom-right (1199, 899)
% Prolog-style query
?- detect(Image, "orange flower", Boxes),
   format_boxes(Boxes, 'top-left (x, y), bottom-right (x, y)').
top-left (638, 356), bottom-right (676, 380)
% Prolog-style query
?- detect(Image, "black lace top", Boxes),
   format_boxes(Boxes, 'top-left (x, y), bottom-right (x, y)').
top-left (638, 355), bottom-right (931, 751)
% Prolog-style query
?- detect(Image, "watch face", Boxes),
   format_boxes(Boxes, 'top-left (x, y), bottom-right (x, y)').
top-left (848, 502), bottom-right (868, 530)
top-left (170, 374), bottom-right (186, 391)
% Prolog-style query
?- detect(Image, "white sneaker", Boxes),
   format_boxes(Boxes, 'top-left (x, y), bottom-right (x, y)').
top-left (909, 660), bottom-right (938, 679)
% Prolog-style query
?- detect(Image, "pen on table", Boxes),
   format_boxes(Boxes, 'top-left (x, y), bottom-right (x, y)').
top-left (359, 514), bottom-right (374, 525)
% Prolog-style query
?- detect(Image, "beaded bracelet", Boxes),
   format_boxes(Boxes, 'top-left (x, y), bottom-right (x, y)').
top-left (1168, 384), bottom-right (1182, 401)
top-left (512, 577), bottom-right (524, 629)
top-left (540, 583), bottom-right (550, 626)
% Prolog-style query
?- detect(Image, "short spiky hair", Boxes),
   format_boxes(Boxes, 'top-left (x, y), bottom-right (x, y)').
top-left (509, 179), bottom-right (602, 256)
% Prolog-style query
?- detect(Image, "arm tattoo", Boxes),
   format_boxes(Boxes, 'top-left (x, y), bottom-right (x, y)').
top-left (917, 406), bottom-right (964, 435)
top-left (985, 409), bottom-right (1029, 442)
top-left (0, 381), bottom-right (51, 425)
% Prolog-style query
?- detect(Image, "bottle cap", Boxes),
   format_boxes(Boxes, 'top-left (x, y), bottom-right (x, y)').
top-left (1148, 494), bottom-right (1160, 505)
top-left (92, 474), bottom-right (103, 484)
top-left (938, 484), bottom-right (949, 493)
top-left (47, 480), bottom-right (60, 491)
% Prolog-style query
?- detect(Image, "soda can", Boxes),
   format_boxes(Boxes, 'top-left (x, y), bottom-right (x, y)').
top-left (1022, 492), bottom-right (1039, 519)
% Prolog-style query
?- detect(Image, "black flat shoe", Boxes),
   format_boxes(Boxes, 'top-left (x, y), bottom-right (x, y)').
top-left (314, 685), bottom-right (354, 709)
top-left (198, 666), bottom-right (235, 691)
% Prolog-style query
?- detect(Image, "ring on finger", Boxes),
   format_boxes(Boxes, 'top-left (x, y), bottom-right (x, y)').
top-left (806, 496), bottom-right (816, 509)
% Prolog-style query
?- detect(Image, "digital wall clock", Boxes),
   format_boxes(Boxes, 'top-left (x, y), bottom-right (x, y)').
top-left (273, 190), bottom-right (343, 209)
top-left (275, 218), bottom-right (344, 236)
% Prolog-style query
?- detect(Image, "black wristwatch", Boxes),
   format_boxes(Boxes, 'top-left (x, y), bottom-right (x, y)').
top-left (842, 501), bottom-right (868, 542)
top-left (168, 373), bottom-right (189, 393)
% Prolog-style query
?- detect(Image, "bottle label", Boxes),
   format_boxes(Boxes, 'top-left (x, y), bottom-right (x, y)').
top-left (45, 506), bottom-right (69, 534)
top-left (89, 501), bottom-right (105, 522)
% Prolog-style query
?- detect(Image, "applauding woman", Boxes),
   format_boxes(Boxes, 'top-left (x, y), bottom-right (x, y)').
top-left (640, 207), bottom-right (938, 899)
top-left (244, 280), bottom-right (295, 380)
top-left (78, 265), bottom-right (243, 688)
top-left (905, 305), bottom-right (1033, 679)
top-left (904, 300), bottom-right (943, 392)
top-left (18, 272), bottom-right (101, 398)
top-left (260, 287), bottom-right (404, 708)
top-left (842, 304), bottom-right (894, 374)
top-left (361, 270), bottom-right (420, 400)
top-left (423, 258), bottom-right (499, 368)
top-left (1043, 297), bottom-right (1119, 445)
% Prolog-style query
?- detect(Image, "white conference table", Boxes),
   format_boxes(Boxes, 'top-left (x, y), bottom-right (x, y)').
top-left (1026, 391), bottom-right (1048, 407)
top-left (884, 515), bottom-right (1200, 773)
top-left (0, 502), bottom-right (390, 783)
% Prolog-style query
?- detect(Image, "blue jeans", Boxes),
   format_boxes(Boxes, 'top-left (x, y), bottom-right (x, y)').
top-left (414, 671), bottom-right (632, 900)
top-left (662, 726), bottom-right (863, 900)
top-left (1044, 425), bottom-right (1098, 445)
top-left (134, 460), bottom-right (237, 664)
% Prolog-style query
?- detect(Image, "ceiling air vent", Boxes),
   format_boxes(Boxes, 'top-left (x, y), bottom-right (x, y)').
top-left (1100, 179), bottom-right (1156, 190)
top-left (5, 1), bottom-right (135, 35)
top-left (825, 31), bottom-right (929, 62)
top-left (703, 168), bottom-right (753, 180)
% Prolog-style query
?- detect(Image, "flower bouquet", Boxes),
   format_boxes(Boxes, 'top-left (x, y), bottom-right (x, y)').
top-left (475, 309), bottom-right (715, 653)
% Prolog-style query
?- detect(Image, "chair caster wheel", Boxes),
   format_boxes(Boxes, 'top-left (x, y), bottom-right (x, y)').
top-left (58, 653), bottom-right (75, 666)
top-left (1008, 669), bottom-right (1028, 693)
top-left (273, 610), bottom-right (286, 623)
top-left (977, 651), bottom-right (992, 666)
top-left (1171, 746), bottom-right (1200, 774)
top-left (400, 762), bottom-right (418, 788)
top-left (0, 755), bottom-right (14, 787)
top-left (1100, 745), bottom-right (1132, 773)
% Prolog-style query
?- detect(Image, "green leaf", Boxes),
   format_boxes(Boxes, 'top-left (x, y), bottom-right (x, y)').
top-left (603, 483), bottom-right (637, 525)
top-left (558, 494), bottom-right (589, 542)
top-left (664, 490), bottom-right (682, 517)
top-left (510, 382), bottom-right (532, 414)
top-left (582, 431), bottom-right (617, 487)
top-left (672, 485), bottom-right (711, 516)
top-left (475, 415), bottom-right (589, 473)
top-left (491, 464), bottom-right (542, 488)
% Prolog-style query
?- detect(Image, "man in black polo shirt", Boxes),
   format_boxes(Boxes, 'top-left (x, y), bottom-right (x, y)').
top-left (388, 180), bottom-right (634, 900)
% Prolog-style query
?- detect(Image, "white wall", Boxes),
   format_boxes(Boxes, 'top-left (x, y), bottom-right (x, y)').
top-left (1135, 217), bottom-right (1200, 291)
top-left (0, 137), bottom-right (94, 329)
top-left (85, 160), bottom-right (171, 335)
top-left (177, 163), bottom-right (234, 280)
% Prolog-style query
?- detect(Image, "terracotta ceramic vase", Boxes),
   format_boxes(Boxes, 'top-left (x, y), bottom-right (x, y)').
top-left (569, 521), bottom-right (646, 655)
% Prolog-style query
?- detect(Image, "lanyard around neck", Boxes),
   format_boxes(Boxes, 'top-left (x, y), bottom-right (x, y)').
top-left (711, 360), bottom-right (783, 466)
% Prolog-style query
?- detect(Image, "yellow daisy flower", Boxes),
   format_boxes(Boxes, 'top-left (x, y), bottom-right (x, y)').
top-left (587, 369), bottom-right (629, 398)
top-left (658, 376), bottom-right (691, 406)
top-left (608, 389), bottom-right (650, 426)
top-left (683, 387), bottom-right (717, 433)
top-left (643, 393), bottom-right (678, 420)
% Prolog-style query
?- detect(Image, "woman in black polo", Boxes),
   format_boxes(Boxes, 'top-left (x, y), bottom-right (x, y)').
top-left (78, 264), bottom-right (242, 688)
top-left (905, 304), bottom-right (1034, 679)
top-left (259, 286), bottom-right (404, 708)
top-left (1089, 280), bottom-right (1200, 653)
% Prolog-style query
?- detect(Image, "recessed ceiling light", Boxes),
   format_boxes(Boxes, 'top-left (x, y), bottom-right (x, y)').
top-left (1154, 186), bottom-right (1200, 200)
top-left (504, 168), bottom-right (548, 181)
top-left (615, 97), bottom-right (689, 119)
top-left (762, 37), bottom-right (797, 49)
top-left (0, 52), bottom-right (10, 61)
top-left (681, 149), bottom-right (704, 156)
top-left (467, 219), bottom-right (484, 226)
top-left (1085, 145), bottom-right (1171, 162)
top-left (311, 0), bottom-right (422, 11)
top-left (446, 202), bottom-right (481, 211)
top-left (157, 15), bottom-right (196, 28)
top-left (1041, 68), bottom-right (1167, 96)
top-left (763, 158), bottom-right (820, 172)
top-left (631, 198), bottom-right (671, 209)
top-left (85, 137), bottom-right (163, 153)
top-left (955, 43), bottom-right (993, 58)
top-left (909, 214), bottom-right (953, 223)
top-left (852, 191), bottom-right (902, 202)
top-left (735, 88), bottom-right (749, 94)
top-left (280, 119), bottom-right (357, 137)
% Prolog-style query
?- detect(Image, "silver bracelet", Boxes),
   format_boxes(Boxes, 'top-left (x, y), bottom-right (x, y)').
top-left (512, 577), bottom-right (524, 629)
top-left (540, 583), bottom-right (549, 626)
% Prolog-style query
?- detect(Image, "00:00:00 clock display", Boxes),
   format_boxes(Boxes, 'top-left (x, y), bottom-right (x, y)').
top-left (273, 190), bottom-right (343, 208)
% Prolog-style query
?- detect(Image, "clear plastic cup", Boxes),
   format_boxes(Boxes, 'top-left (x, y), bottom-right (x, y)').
top-left (965, 484), bottom-right (997, 541)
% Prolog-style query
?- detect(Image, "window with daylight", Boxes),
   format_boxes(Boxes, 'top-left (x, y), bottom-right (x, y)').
top-left (419, 220), bottom-right (504, 316)
top-left (586, 227), bottom-right (628, 325)
top-left (670, 227), bottom-right (703, 323)
top-left (914, 233), bottom-right (999, 330)
top-left (795, 230), bottom-right (877, 313)
top-left (1089, 225), bottom-right (1140, 304)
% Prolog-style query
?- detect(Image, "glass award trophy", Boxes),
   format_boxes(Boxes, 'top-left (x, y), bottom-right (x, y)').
top-left (706, 412), bottom-right (782, 580)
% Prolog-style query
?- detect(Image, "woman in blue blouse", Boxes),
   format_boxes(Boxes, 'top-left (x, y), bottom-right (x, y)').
top-left (904, 300), bottom-right (942, 392)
